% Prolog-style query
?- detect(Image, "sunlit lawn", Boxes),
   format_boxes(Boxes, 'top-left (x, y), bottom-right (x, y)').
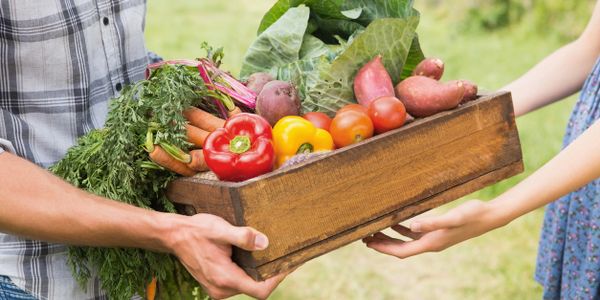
top-left (146, 1), bottom-right (575, 298)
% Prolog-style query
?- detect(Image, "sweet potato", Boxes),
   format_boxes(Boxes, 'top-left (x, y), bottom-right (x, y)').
top-left (246, 72), bottom-right (275, 95)
top-left (256, 80), bottom-right (301, 126)
top-left (457, 80), bottom-right (479, 103)
top-left (395, 76), bottom-right (465, 118)
top-left (412, 58), bottom-right (445, 80)
top-left (353, 55), bottom-right (395, 107)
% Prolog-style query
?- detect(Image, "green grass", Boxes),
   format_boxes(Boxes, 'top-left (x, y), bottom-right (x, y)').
top-left (146, 1), bottom-right (577, 299)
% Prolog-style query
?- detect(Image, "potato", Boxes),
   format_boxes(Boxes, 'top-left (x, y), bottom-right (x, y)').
top-left (412, 58), bottom-right (445, 81)
top-left (457, 80), bottom-right (479, 103)
top-left (353, 55), bottom-right (395, 107)
top-left (395, 76), bottom-right (465, 118)
top-left (256, 80), bottom-right (301, 126)
top-left (246, 72), bottom-right (275, 95)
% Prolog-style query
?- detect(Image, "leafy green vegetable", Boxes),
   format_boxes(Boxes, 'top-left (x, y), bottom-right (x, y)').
top-left (241, 0), bottom-right (425, 115)
top-left (51, 64), bottom-right (215, 300)
top-left (241, 6), bottom-right (311, 77)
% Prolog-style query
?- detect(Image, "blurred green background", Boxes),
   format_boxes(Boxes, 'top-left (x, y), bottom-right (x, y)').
top-left (146, 1), bottom-right (595, 299)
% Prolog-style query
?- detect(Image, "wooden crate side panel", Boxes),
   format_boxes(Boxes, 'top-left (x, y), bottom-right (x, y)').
top-left (248, 160), bottom-right (523, 280)
top-left (166, 180), bottom-right (240, 225)
top-left (237, 95), bottom-right (520, 265)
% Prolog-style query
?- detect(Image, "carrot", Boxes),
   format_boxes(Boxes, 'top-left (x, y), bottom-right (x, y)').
top-left (186, 150), bottom-right (209, 172)
top-left (227, 106), bottom-right (242, 118)
top-left (183, 107), bottom-right (225, 132)
top-left (147, 277), bottom-right (157, 300)
top-left (149, 145), bottom-right (196, 177)
top-left (186, 124), bottom-right (210, 148)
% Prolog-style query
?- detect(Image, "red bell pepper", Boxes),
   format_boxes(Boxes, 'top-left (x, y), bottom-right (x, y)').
top-left (203, 113), bottom-right (275, 182)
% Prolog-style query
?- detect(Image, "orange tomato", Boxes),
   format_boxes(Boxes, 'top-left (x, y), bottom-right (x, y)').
top-left (330, 110), bottom-right (374, 148)
top-left (336, 104), bottom-right (368, 116)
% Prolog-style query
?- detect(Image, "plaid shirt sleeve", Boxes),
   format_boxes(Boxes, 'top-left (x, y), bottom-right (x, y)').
top-left (0, 0), bottom-right (148, 299)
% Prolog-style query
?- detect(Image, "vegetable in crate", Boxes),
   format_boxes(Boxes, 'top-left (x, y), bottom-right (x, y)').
top-left (241, 1), bottom-right (425, 114)
top-left (412, 57), bottom-right (445, 80)
top-left (330, 106), bottom-right (374, 148)
top-left (50, 45), bottom-right (255, 299)
top-left (272, 116), bottom-right (334, 167)
top-left (368, 97), bottom-right (407, 134)
top-left (353, 55), bottom-right (395, 107)
top-left (246, 72), bottom-right (275, 94)
top-left (459, 80), bottom-right (479, 103)
top-left (395, 76), bottom-right (466, 118)
top-left (337, 104), bottom-right (368, 115)
top-left (256, 80), bottom-right (301, 126)
top-left (303, 112), bottom-right (332, 131)
top-left (203, 113), bottom-right (275, 182)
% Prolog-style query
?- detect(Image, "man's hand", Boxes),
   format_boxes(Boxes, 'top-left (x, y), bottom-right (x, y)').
top-left (362, 200), bottom-right (505, 259)
top-left (164, 213), bottom-right (288, 299)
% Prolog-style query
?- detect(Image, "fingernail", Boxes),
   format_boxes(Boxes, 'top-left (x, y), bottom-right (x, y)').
top-left (254, 234), bottom-right (269, 250)
top-left (411, 222), bottom-right (422, 233)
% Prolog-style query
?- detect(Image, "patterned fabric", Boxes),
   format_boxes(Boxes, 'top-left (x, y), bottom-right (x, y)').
top-left (0, 0), bottom-right (148, 299)
top-left (535, 56), bottom-right (600, 299)
top-left (0, 276), bottom-right (37, 300)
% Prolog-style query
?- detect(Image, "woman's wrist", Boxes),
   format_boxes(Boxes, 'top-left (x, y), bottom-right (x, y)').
top-left (487, 192), bottom-right (525, 229)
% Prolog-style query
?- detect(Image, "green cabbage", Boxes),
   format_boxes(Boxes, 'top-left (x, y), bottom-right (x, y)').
top-left (241, 0), bottom-right (425, 114)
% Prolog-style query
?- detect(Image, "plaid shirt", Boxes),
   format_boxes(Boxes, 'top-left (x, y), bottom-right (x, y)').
top-left (0, 0), bottom-right (149, 299)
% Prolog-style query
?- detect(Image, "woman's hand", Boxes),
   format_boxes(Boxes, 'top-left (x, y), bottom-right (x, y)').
top-left (362, 200), bottom-right (507, 259)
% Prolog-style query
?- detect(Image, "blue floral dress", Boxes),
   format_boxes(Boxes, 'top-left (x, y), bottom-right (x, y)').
top-left (535, 57), bottom-right (600, 299)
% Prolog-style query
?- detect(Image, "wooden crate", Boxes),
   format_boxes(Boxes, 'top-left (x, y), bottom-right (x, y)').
top-left (166, 91), bottom-right (523, 280)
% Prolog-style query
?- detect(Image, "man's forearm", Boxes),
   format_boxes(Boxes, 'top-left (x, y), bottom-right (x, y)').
top-left (0, 152), bottom-right (173, 252)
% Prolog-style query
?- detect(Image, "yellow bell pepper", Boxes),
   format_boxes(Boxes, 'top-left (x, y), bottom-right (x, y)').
top-left (272, 116), bottom-right (334, 167)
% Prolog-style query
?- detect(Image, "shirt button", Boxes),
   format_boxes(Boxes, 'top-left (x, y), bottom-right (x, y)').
top-left (103, 17), bottom-right (109, 26)
top-left (115, 83), bottom-right (122, 92)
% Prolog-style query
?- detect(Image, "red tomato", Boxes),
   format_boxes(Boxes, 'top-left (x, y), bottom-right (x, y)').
top-left (303, 112), bottom-right (332, 131)
top-left (336, 104), bottom-right (368, 116)
top-left (368, 96), bottom-right (407, 134)
top-left (330, 110), bottom-right (374, 148)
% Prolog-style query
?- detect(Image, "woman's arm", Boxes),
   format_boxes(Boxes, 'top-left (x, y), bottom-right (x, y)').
top-left (506, 1), bottom-right (600, 117)
top-left (363, 119), bottom-right (600, 258)
top-left (0, 152), bottom-right (285, 299)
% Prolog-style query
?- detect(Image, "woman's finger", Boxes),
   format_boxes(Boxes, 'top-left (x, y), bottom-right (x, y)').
top-left (410, 212), bottom-right (465, 233)
top-left (391, 224), bottom-right (423, 240)
top-left (362, 231), bottom-right (407, 244)
top-left (365, 235), bottom-right (437, 259)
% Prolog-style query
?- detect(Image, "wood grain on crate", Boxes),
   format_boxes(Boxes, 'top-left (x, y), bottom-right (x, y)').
top-left (167, 91), bottom-right (523, 280)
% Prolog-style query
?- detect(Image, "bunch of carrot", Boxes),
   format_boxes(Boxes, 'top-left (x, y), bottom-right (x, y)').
top-left (146, 106), bottom-right (241, 177)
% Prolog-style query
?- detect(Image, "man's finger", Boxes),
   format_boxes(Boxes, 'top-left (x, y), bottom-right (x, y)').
top-left (226, 262), bottom-right (288, 300)
top-left (210, 222), bottom-right (269, 251)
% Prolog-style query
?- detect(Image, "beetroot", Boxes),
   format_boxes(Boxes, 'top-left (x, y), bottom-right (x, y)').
top-left (246, 72), bottom-right (275, 95)
top-left (256, 81), bottom-right (301, 126)
top-left (353, 55), bottom-right (395, 107)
